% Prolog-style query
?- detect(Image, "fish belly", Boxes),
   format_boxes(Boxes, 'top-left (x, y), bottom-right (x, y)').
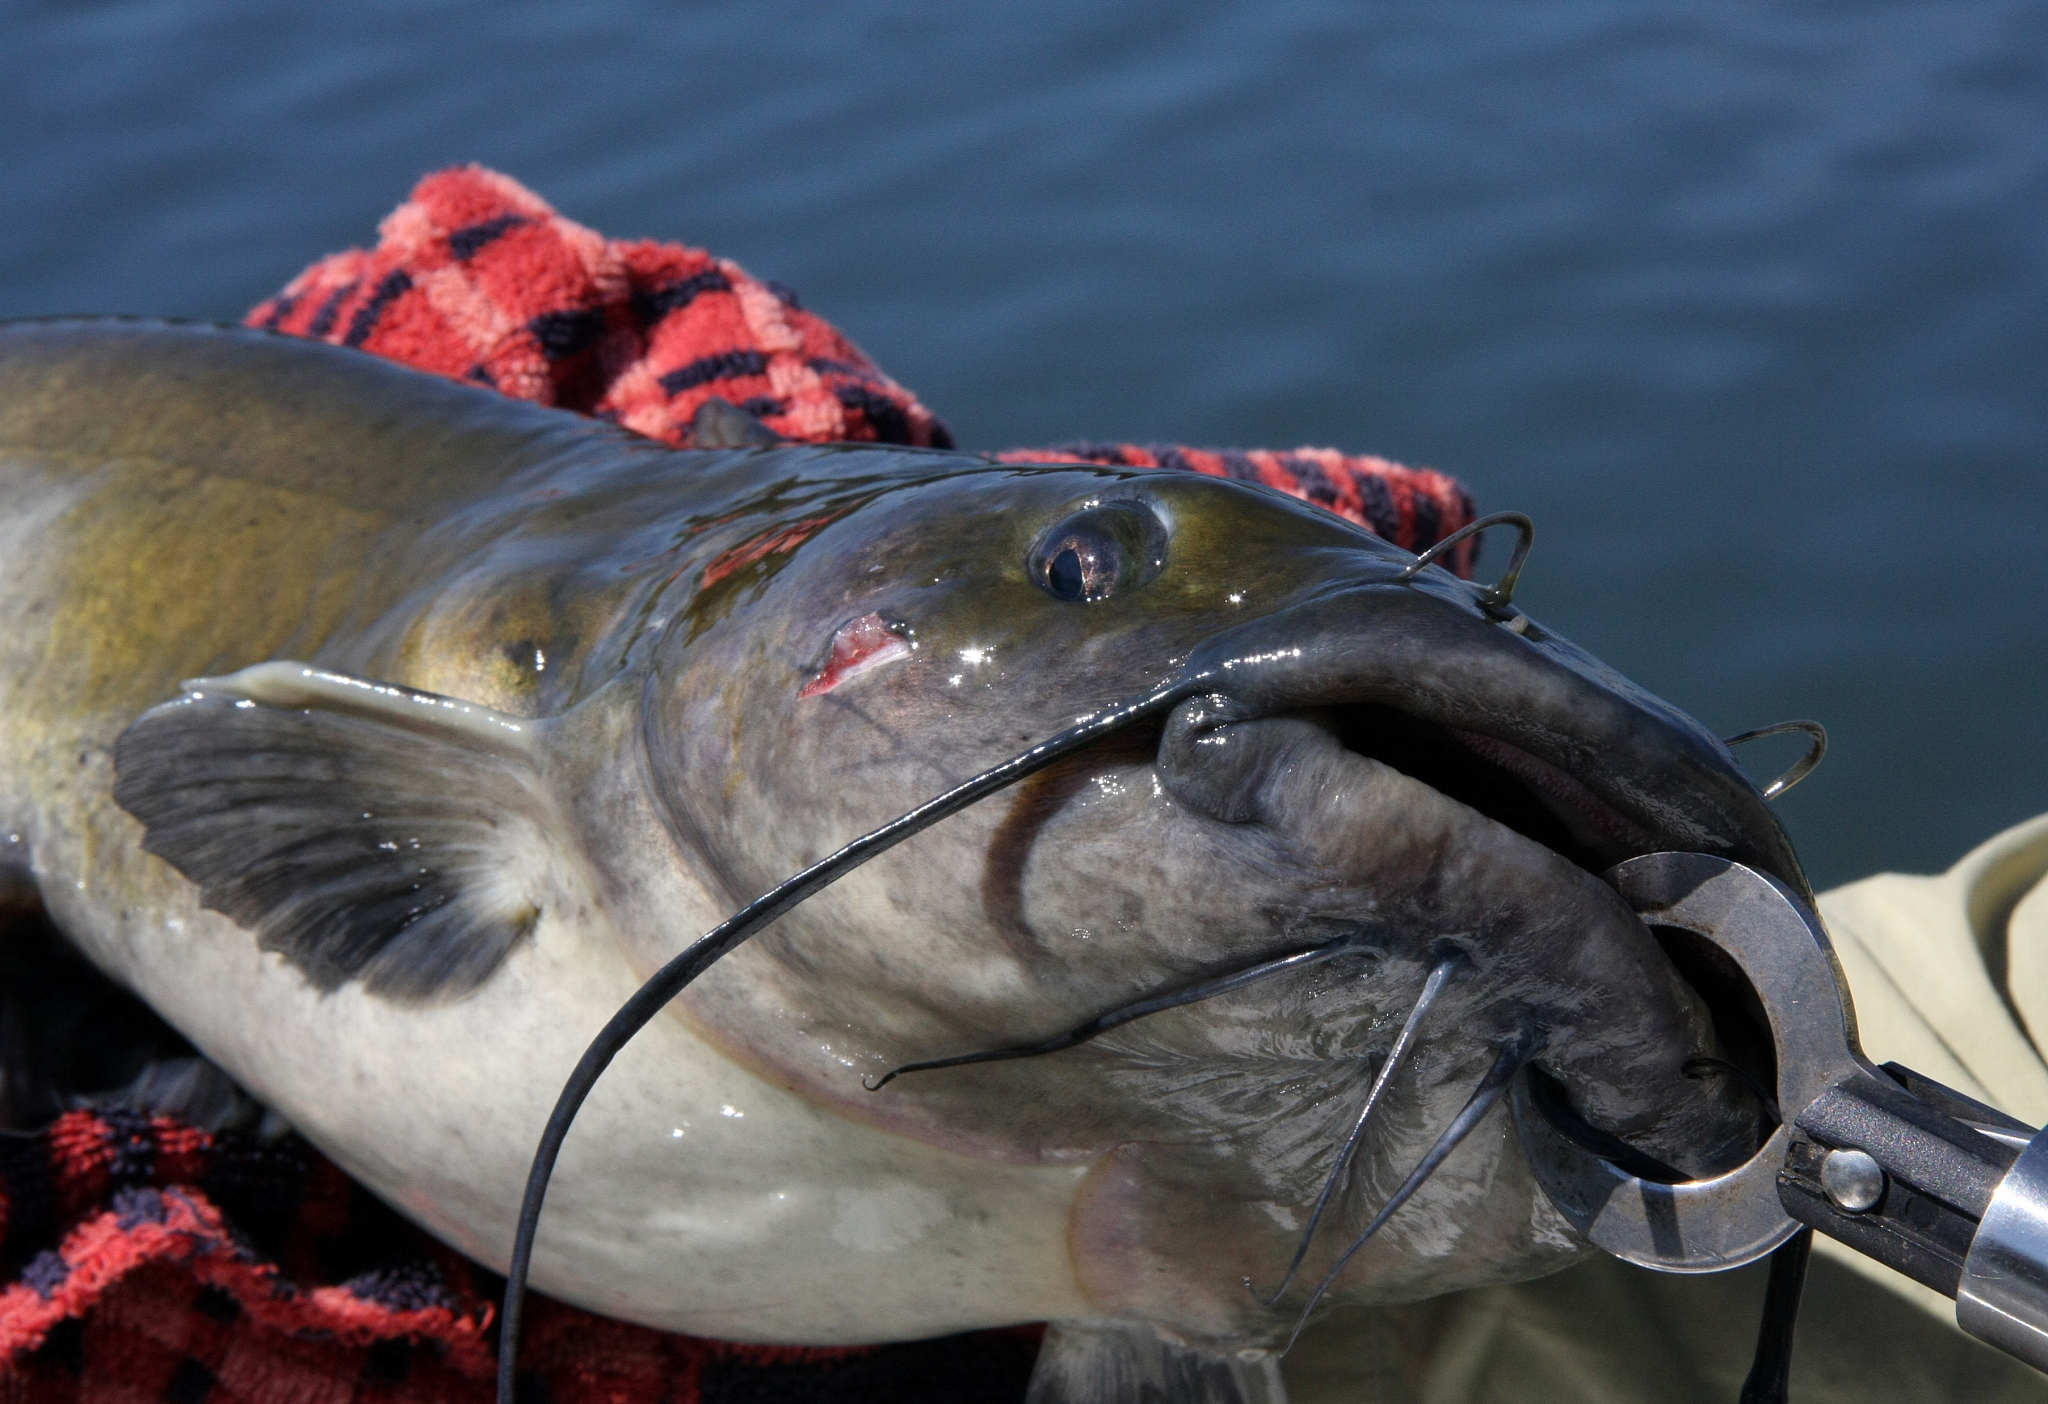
top-left (0, 322), bottom-right (1094, 1340)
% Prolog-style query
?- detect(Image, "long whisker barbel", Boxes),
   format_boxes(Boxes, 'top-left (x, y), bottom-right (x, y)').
top-left (863, 939), bottom-right (1368, 1091)
top-left (1255, 952), bottom-right (1463, 1307)
top-left (493, 672), bottom-right (1218, 1404)
top-left (1722, 719), bottom-right (1827, 800)
top-left (1395, 511), bottom-right (1534, 611)
top-left (1280, 1026), bottom-right (1546, 1353)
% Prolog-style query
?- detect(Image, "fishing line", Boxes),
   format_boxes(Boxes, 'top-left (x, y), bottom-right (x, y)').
top-left (494, 673), bottom-right (1213, 1403)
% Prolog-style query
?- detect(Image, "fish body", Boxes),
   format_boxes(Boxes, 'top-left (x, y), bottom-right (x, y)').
top-left (0, 321), bottom-right (1797, 1354)
top-left (0, 321), bottom-right (1103, 1342)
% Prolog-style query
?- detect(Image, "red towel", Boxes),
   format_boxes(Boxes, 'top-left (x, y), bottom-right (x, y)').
top-left (0, 1109), bottom-right (1040, 1402)
top-left (3, 165), bottom-right (1479, 1402)
top-left (249, 166), bottom-right (1476, 570)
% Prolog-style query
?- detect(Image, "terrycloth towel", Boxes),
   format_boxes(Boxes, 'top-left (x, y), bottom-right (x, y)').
top-left (0, 1108), bottom-right (1040, 1402)
top-left (249, 166), bottom-right (1477, 567)
top-left (2, 165), bottom-right (1479, 1402)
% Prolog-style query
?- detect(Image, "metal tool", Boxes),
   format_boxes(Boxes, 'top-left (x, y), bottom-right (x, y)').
top-left (1512, 851), bottom-right (2048, 1375)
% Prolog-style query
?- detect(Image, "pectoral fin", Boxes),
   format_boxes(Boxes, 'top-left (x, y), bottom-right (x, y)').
top-left (113, 663), bottom-right (556, 1003)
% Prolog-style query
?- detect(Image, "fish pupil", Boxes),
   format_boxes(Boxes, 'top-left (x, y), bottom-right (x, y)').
top-left (1049, 545), bottom-right (1088, 600)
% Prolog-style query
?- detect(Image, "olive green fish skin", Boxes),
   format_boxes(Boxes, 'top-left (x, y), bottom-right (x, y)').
top-left (0, 321), bottom-right (1110, 1342)
top-left (0, 320), bottom-right (1794, 1350)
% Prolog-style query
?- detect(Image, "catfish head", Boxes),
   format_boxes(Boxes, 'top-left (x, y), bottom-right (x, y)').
top-left (632, 457), bottom-right (1798, 1346)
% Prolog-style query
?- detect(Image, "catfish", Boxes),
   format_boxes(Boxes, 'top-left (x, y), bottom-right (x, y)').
top-left (0, 321), bottom-right (1792, 1393)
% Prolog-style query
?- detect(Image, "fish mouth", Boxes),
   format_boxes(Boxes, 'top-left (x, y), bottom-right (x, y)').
top-left (1157, 581), bottom-right (1802, 894)
top-left (1331, 705), bottom-right (1658, 875)
top-left (1148, 582), bottom-right (1792, 1180)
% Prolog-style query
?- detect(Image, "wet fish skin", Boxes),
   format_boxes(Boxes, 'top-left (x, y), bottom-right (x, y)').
top-left (0, 321), bottom-right (1103, 1343)
top-left (0, 320), bottom-right (1789, 1351)
top-left (650, 461), bottom-right (1779, 1338)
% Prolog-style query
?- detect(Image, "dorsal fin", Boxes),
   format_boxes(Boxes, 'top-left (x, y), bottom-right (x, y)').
top-left (113, 663), bottom-right (555, 1003)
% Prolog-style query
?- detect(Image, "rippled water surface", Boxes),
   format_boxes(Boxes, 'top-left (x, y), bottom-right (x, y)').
top-left (3, 0), bottom-right (2043, 887)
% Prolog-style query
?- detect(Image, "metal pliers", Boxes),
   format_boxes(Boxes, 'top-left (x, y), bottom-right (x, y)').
top-left (1515, 851), bottom-right (2048, 1374)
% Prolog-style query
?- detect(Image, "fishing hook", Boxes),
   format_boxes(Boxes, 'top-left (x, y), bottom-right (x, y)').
top-left (1722, 720), bottom-right (1827, 800)
top-left (1255, 951), bottom-right (1464, 1306)
top-left (1395, 511), bottom-right (1534, 612)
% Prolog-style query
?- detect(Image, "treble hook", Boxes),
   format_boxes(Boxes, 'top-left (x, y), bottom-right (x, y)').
top-left (1722, 720), bottom-right (1828, 800)
top-left (1395, 511), bottom-right (1534, 612)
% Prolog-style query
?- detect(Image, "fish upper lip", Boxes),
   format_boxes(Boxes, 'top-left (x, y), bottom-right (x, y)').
top-left (1160, 703), bottom-right (1651, 882)
top-left (1156, 583), bottom-right (1804, 891)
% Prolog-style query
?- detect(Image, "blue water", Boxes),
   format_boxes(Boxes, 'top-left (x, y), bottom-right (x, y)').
top-left (3, 0), bottom-right (2044, 888)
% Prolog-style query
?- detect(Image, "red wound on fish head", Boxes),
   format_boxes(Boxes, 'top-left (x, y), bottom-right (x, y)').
top-left (800, 614), bottom-right (912, 698)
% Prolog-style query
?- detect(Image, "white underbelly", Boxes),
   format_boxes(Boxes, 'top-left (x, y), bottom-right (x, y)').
top-left (33, 806), bottom-right (1094, 1343)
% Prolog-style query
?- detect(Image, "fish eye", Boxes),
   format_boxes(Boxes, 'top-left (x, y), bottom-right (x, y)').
top-left (1027, 501), bottom-right (1169, 604)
